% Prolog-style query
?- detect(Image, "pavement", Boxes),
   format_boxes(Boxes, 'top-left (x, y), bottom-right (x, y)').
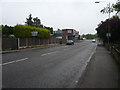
top-left (76, 45), bottom-right (119, 88)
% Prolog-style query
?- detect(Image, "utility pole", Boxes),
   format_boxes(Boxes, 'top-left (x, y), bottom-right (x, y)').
top-left (95, 1), bottom-right (111, 48)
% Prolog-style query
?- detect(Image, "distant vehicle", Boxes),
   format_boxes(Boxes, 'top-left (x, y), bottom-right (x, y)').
top-left (97, 42), bottom-right (103, 46)
top-left (83, 38), bottom-right (86, 40)
top-left (66, 40), bottom-right (74, 45)
top-left (92, 39), bottom-right (96, 43)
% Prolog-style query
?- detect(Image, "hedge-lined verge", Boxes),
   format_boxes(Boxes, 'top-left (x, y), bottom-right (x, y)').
top-left (14, 25), bottom-right (50, 38)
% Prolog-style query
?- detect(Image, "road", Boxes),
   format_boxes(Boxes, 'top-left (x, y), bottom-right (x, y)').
top-left (2, 40), bottom-right (97, 88)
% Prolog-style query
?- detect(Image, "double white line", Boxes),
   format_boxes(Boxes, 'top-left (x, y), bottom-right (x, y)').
top-left (0, 58), bottom-right (28, 66)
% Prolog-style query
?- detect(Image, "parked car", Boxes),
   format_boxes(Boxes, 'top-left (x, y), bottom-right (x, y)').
top-left (66, 40), bottom-right (74, 45)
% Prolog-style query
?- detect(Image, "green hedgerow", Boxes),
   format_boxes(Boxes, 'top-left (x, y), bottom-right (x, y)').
top-left (14, 25), bottom-right (50, 38)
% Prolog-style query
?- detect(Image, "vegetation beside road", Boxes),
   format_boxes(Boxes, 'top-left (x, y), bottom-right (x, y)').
top-left (82, 34), bottom-right (97, 39)
top-left (96, 0), bottom-right (120, 63)
top-left (96, 16), bottom-right (120, 44)
top-left (14, 25), bottom-right (50, 38)
top-left (25, 14), bottom-right (53, 34)
top-left (1, 14), bottom-right (53, 38)
top-left (96, 0), bottom-right (120, 45)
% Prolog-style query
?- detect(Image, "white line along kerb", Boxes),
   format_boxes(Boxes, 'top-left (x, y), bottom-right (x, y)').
top-left (1, 58), bottom-right (28, 66)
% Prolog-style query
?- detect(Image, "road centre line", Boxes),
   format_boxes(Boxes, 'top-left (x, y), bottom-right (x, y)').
top-left (41, 51), bottom-right (57, 56)
top-left (1, 58), bottom-right (28, 66)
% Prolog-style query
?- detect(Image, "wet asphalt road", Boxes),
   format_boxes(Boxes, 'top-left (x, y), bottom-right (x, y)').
top-left (2, 40), bottom-right (97, 88)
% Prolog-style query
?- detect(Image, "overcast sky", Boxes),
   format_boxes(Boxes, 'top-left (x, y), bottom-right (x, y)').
top-left (0, 0), bottom-right (117, 34)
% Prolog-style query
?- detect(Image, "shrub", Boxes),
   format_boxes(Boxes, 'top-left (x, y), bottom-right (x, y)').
top-left (14, 25), bottom-right (50, 38)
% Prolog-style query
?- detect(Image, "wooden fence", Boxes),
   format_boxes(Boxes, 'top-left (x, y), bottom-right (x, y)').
top-left (110, 45), bottom-right (120, 64)
top-left (2, 37), bottom-right (61, 51)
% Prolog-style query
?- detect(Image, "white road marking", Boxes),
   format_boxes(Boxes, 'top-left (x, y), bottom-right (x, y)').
top-left (86, 45), bottom-right (97, 64)
top-left (2, 61), bottom-right (15, 65)
top-left (1, 58), bottom-right (28, 66)
top-left (15, 58), bottom-right (28, 62)
top-left (41, 51), bottom-right (57, 56)
top-left (63, 49), bottom-right (69, 51)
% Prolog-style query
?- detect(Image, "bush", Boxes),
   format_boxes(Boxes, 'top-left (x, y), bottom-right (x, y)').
top-left (96, 16), bottom-right (120, 43)
top-left (2, 25), bottom-right (14, 37)
top-left (14, 25), bottom-right (50, 38)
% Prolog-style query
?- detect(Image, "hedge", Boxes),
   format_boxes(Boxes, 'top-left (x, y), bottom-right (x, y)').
top-left (14, 25), bottom-right (50, 38)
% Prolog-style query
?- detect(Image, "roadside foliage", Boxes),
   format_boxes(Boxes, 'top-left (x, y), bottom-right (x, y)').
top-left (14, 25), bottom-right (50, 39)
top-left (96, 16), bottom-right (120, 43)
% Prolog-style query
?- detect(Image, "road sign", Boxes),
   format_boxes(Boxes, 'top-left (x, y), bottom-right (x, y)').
top-left (31, 31), bottom-right (38, 37)
top-left (106, 33), bottom-right (111, 37)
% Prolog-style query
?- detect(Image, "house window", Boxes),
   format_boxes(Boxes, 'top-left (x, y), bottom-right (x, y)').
top-left (67, 30), bottom-right (72, 33)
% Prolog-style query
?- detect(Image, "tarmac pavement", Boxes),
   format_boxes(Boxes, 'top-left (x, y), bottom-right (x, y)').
top-left (76, 46), bottom-right (119, 88)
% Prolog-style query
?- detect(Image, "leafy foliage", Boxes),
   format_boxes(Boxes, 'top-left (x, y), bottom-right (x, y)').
top-left (25, 14), bottom-right (33, 26)
top-left (44, 26), bottom-right (53, 34)
top-left (82, 34), bottom-right (97, 39)
top-left (2, 25), bottom-right (14, 37)
top-left (14, 25), bottom-right (50, 38)
top-left (113, 0), bottom-right (120, 14)
top-left (100, 0), bottom-right (120, 15)
top-left (96, 16), bottom-right (120, 43)
top-left (25, 14), bottom-right (53, 34)
top-left (33, 17), bottom-right (41, 27)
top-left (100, 3), bottom-right (114, 14)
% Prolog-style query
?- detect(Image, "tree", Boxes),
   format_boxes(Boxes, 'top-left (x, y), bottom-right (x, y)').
top-left (33, 17), bottom-right (41, 27)
top-left (2, 25), bottom-right (14, 37)
top-left (82, 34), bottom-right (97, 39)
top-left (100, 0), bottom-right (120, 15)
top-left (100, 3), bottom-right (114, 14)
top-left (113, 0), bottom-right (120, 14)
top-left (25, 14), bottom-right (53, 34)
top-left (96, 16), bottom-right (120, 43)
top-left (25, 14), bottom-right (33, 26)
top-left (98, 0), bottom-right (120, 44)
top-left (44, 26), bottom-right (53, 34)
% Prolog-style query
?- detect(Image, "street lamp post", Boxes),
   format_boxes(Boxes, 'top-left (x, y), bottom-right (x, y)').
top-left (95, 1), bottom-right (111, 47)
